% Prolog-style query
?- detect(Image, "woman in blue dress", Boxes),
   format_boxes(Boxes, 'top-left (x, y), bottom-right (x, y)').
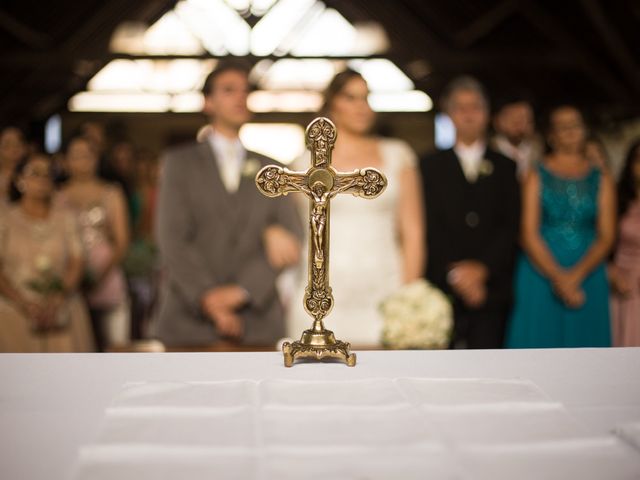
top-left (507, 106), bottom-right (615, 348)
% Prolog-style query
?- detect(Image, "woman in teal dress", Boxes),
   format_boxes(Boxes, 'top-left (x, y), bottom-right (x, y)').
top-left (507, 106), bottom-right (615, 348)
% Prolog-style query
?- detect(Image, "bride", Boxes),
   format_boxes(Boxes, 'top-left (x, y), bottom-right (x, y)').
top-left (286, 69), bottom-right (425, 346)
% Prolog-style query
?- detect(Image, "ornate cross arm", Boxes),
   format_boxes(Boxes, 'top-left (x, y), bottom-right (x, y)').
top-left (334, 168), bottom-right (387, 199)
top-left (255, 166), bottom-right (308, 198)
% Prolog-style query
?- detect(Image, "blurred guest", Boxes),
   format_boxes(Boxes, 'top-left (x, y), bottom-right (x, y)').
top-left (0, 126), bottom-right (27, 205)
top-left (108, 140), bottom-right (138, 226)
top-left (286, 69), bottom-right (425, 346)
top-left (421, 76), bottom-right (520, 349)
top-left (585, 135), bottom-right (610, 172)
top-left (124, 149), bottom-right (160, 340)
top-left (109, 141), bottom-right (153, 339)
top-left (134, 148), bottom-right (160, 241)
top-left (109, 141), bottom-right (136, 182)
top-left (80, 121), bottom-right (107, 157)
top-left (610, 140), bottom-right (640, 346)
top-left (56, 136), bottom-right (130, 351)
top-left (153, 61), bottom-right (302, 348)
top-left (507, 106), bottom-right (614, 348)
top-left (51, 151), bottom-right (68, 184)
top-left (491, 95), bottom-right (542, 180)
top-left (0, 154), bottom-right (93, 352)
top-left (79, 121), bottom-right (133, 203)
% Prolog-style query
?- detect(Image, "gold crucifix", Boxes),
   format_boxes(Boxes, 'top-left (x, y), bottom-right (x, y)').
top-left (255, 117), bottom-right (387, 367)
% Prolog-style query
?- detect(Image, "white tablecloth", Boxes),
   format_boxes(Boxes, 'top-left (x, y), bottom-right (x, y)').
top-left (1, 349), bottom-right (640, 479)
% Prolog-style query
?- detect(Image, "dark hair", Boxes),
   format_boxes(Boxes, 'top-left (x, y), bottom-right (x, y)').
top-left (63, 133), bottom-right (98, 156)
top-left (9, 153), bottom-right (53, 203)
top-left (0, 125), bottom-right (26, 141)
top-left (319, 69), bottom-right (366, 116)
top-left (440, 75), bottom-right (489, 112)
top-left (617, 139), bottom-right (640, 217)
top-left (201, 59), bottom-right (251, 96)
top-left (544, 104), bottom-right (586, 135)
top-left (542, 104), bottom-right (588, 154)
top-left (493, 90), bottom-right (535, 115)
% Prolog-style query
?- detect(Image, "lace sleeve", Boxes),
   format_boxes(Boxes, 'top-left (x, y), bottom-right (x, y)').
top-left (381, 138), bottom-right (418, 174)
top-left (394, 139), bottom-right (418, 170)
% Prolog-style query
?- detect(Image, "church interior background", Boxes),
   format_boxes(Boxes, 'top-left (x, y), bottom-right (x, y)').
top-left (1, 0), bottom-right (639, 172)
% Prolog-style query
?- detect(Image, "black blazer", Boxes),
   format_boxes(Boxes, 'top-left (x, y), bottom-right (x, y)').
top-left (420, 147), bottom-right (520, 311)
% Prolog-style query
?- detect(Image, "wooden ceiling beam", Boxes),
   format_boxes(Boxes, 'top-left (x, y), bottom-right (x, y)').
top-left (521, 0), bottom-right (631, 101)
top-left (0, 0), bottom-right (174, 123)
top-left (0, 8), bottom-right (51, 49)
top-left (580, 0), bottom-right (640, 94)
top-left (454, 0), bottom-right (518, 48)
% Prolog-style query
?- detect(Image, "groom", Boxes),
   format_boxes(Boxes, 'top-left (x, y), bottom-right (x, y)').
top-left (420, 76), bottom-right (520, 349)
top-left (154, 61), bottom-right (303, 348)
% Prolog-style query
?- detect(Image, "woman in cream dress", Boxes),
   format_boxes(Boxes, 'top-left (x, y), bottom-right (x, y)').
top-left (286, 69), bottom-right (425, 346)
top-left (0, 154), bottom-right (93, 352)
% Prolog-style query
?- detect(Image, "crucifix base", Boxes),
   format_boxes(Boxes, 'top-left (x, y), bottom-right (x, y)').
top-left (282, 328), bottom-right (356, 367)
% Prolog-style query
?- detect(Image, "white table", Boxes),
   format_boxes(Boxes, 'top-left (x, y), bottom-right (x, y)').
top-left (1, 348), bottom-right (640, 479)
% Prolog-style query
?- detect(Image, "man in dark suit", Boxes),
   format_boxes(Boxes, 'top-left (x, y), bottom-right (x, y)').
top-left (153, 61), bottom-right (303, 348)
top-left (420, 76), bottom-right (520, 349)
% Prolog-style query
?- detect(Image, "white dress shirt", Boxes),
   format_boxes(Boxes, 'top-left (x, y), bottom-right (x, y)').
top-left (492, 134), bottom-right (538, 179)
top-left (454, 140), bottom-right (486, 183)
top-left (207, 130), bottom-right (246, 193)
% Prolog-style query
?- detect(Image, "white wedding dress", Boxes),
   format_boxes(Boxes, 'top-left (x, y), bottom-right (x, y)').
top-left (286, 138), bottom-right (417, 346)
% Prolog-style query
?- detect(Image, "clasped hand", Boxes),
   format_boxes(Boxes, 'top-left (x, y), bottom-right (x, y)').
top-left (551, 269), bottom-right (585, 308)
top-left (608, 265), bottom-right (632, 297)
top-left (201, 285), bottom-right (249, 339)
top-left (201, 225), bottom-right (299, 340)
top-left (448, 260), bottom-right (489, 308)
top-left (263, 225), bottom-right (300, 271)
top-left (19, 293), bottom-right (64, 331)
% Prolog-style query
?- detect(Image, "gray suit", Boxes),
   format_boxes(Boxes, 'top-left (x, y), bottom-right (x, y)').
top-left (152, 140), bottom-right (302, 347)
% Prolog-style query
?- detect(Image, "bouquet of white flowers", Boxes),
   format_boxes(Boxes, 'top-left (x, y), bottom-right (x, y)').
top-left (380, 279), bottom-right (453, 349)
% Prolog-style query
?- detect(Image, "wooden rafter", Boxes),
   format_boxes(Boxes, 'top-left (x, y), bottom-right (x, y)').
top-left (520, 0), bottom-right (631, 101)
top-left (454, 0), bottom-right (518, 48)
top-left (580, 0), bottom-right (640, 95)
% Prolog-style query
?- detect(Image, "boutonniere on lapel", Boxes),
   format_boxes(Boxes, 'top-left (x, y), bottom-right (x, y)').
top-left (242, 158), bottom-right (261, 178)
top-left (478, 158), bottom-right (494, 178)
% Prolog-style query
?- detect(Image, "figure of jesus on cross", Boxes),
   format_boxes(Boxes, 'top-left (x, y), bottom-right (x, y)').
top-left (256, 117), bottom-right (387, 367)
